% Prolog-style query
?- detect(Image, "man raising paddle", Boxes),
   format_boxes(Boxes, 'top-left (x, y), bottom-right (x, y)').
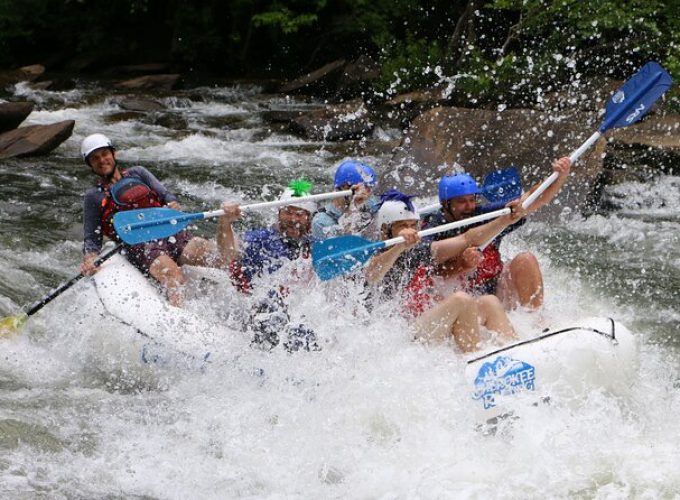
top-left (422, 157), bottom-right (571, 310)
top-left (80, 133), bottom-right (233, 307)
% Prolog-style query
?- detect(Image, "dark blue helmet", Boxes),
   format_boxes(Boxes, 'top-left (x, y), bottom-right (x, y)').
top-left (334, 160), bottom-right (377, 188)
top-left (438, 173), bottom-right (480, 202)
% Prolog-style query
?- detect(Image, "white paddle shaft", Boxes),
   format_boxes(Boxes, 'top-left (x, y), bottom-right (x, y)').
top-left (199, 190), bottom-right (353, 219)
top-left (383, 207), bottom-right (511, 248)
top-left (418, 202), bottom-right (441, 216)
top-left (479, 130), bottom-right (603, 250)
top-left (520, 130), bottom-right (602, 210)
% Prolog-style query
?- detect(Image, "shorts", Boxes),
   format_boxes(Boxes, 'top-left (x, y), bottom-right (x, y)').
top-left (124, 230), bottom-right (194, 274)
top-left (467, 277), bottom-right (499, 296)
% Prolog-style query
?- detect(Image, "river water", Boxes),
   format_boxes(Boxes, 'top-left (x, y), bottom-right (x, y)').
top-left (0, 81), bottom-right (678, 498)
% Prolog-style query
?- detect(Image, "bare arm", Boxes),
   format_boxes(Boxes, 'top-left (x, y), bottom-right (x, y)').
top-left (431, 205), bottom-right (524, 264)
top-left (216, 202), bottom-right (241, 264)
top-left (440, 246), bottom-right (483, 275)
top-left (365, 228), bottom-right (420, 285)
top-left (523, 156), bottom-right (572, 214)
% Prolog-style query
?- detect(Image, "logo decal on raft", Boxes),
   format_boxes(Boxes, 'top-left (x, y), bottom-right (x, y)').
top-left (472, 356), bottom-right (536, 410)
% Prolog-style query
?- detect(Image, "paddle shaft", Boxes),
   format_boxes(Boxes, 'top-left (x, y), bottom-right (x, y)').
top-left (519, 130), bottom-right (601, 210)
top-left (418, 203), bottom-right (441, 216)
top-left (477, 135), bottom-right (596, 250)
top-left (24, 244), bottom-right (122, 317)
top-left (519, 65), bottom-right (667, 212)
top-left (127, 190), bottom-right (353, 232)
top-left (383, 207), bottom-right (511, 249)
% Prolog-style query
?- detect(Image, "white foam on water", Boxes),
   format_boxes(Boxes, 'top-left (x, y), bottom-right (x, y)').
top-left (2, 234), bottom-right (679, 498)
top-left (118, 132), bottom-right (324, 168)
top-left (604, 175), bottom-right (680, 213)
top-left (3, 85), bottom-right (679, 497)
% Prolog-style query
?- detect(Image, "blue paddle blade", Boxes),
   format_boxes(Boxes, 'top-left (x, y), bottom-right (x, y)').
top-left (113, 207), bottom-right (201, 245)
top-left (601, 61), bottom-right (673, 132)
top-left (312, 235), bottom-right (387, 281)
top-left (481, 166), bottom-right (522, 204)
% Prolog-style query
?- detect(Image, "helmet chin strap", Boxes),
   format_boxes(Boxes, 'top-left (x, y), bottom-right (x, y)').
top-left (442, 200), bottom-right (457, 222)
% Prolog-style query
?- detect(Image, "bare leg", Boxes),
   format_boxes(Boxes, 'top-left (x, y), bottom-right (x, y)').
top-left (475, 295), bottom-right (517, 343)
top-left (415, 291), bottom-right (481, 353)
top-left (179, 237), bottom-right (228, 269)
top-left (149, 254), bottom-right (186, 307)
top-left (497, 251), bottom-right (543, 310)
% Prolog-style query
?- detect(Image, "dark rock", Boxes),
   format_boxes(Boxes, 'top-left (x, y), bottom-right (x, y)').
top-left (17, 64), bottom-right (45, 82)
top-left (0, 120), bottom-right (75, 159)
top-left (540, 77), bottom-right (623, 113)
top-left (607, 112), bottom-right (680, 151)
top-left (0, 102), bottom-right (34, 133)
top-left (104, 111), bottom-right (146, 124)
top-left (33, 78), bottom-right (77, 92)
top-left (115, 97), bottom-right (166, 112)
top-left (385, 106), bottom-right (605, 216)
top-left (602, 112), bottom-right (680, 180)
top-left (114, 74), bottom-right (180, 91)
top-left (289, 99), bottom-right (374, 141)
top-left (0, 64), bottom-right (46, 89)
top-left (150, 113), bottom-right (188, 130)
top-left (336, 55), bottom-right (380, 98)
top-left (110, 63), bottom-right (172, 75)
top-left (28, 81), bottom-right (54, 91)
top-left (387, 90), bottom-right (445, 107)
top-left (377, 89), bottom-right (448, 128)
top-left (279, 59), bottom-right (346, 94)
top-left (261, 109), bottom-right (306, 124)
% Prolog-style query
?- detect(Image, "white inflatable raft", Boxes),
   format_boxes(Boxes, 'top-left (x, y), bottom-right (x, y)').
top-left (89, 253), bottom-right (235, 364)
top-left (465, 317), bottom-right (637, 421)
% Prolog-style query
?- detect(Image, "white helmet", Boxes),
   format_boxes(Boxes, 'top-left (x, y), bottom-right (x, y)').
top-left (278, 188), bottom-right (317, 214)
top-left (376, 200), bottom-right (420, 229)
top-left (81, 133), bottom-right (114, 161)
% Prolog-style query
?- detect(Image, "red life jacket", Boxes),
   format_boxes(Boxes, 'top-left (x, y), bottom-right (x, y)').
top-left (99, 171), bottom-right (163, 239)
top-left (403, 264), bottom-right (435, 317)
top-left (467, 244), bottom-right (504, 287)
top-left (229, 259), bottom-right (252, 294)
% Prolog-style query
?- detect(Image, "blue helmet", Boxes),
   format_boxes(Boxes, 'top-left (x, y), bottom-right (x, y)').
top-left (438, 173), bottom-right (480, 202)
top-left (334, 160), bottom-right (377, 189)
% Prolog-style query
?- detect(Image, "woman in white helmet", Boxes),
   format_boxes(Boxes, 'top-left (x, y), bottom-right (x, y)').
top-left (365, 189), bottom-right (520, 353)
top-left (80, 133), bottom-right (234, 307)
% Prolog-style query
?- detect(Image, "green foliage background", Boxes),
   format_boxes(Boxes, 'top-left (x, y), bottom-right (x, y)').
top-left (0, 0), bottom-right (676, 104)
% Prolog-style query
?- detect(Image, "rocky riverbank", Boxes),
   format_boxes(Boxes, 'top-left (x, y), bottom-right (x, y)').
top-left (2, 59), bottom-right (678, 216)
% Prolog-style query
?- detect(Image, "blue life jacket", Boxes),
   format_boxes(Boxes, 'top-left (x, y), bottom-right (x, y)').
top-left (240, 229), bottom-right (312, 282)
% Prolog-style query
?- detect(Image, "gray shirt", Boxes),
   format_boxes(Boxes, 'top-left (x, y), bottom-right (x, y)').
top-left (82, 166), bottom-right (177, 254)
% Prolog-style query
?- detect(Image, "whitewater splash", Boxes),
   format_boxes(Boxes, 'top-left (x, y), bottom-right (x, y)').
top-left (1, 83), bottom-right (678, 498)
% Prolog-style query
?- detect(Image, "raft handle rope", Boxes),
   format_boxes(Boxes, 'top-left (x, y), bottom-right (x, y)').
top-left (466, 317), bottom-right (618, 365)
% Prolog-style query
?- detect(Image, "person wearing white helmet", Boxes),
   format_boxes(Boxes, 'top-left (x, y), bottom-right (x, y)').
top-left (364, 189), bottom-right (522, 353)
top-left (80, 133), bottom-right (234, 307)
top-left (218, 186), bottom-right (320, 352)
top-left (423, 157), bottom-right (572, 310)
